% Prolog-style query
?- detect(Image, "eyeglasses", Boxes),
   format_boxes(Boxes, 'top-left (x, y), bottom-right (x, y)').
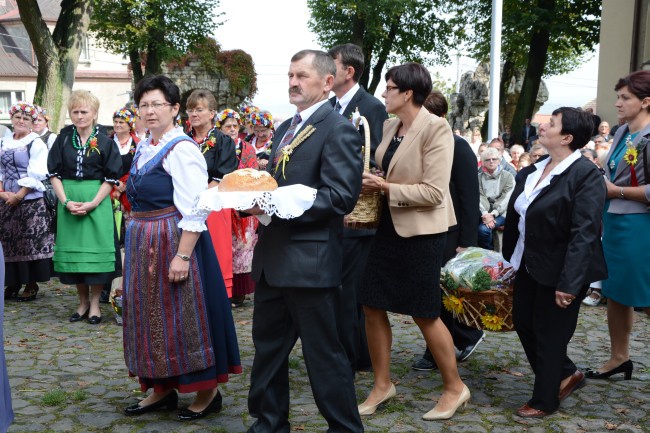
top-left (484, 158), bottom-right (500, 162)
top-left (186, 108), bottom-right (209, 115)
top-left (137, 102), bottom-right (171, 111)
top-left (385, 85), bottom-right (400, 93)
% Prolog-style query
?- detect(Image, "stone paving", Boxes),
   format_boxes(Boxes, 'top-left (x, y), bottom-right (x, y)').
top-left (3, 279), bottom-right (649, 433)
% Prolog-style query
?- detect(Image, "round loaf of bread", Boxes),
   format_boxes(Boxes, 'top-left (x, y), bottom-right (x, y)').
top-left (219, 168), bottom-right (278, 192)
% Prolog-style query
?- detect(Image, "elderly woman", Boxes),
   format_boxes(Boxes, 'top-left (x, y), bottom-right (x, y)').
top-left (47, 91), bottom-right (122, 323)
top-left (185, 89), bottom-right (238, 297)
top-left (478, 147), bottom-right (514, 250)
top-left (587, 70), bottom-right (650, 380)
top-left (217, 109), bottom-right (259, 307)
top-left (122, 76), bottom-right (241, 421)
top-left (509, 144), bottom-right (525, 170)
top-left (502, 107), bottom-right (607, 417)
top-left (248, 110), bottom-right (274, 170)
top-left (359, 63), bottom-right (469, 421)
top-left (0, 102), bottom-right (53, 302)
top-left (32, 106), bottom-right (57, 150)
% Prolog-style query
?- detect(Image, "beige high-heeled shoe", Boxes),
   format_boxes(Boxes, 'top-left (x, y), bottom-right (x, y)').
top-left (422, 384), bottom-right (470, 421)
top-left (358, 383), bottom-right (396, 416)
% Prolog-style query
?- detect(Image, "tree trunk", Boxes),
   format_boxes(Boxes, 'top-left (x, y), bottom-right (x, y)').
top-left (367, 16), bottom-right (401, 94)
top-left (510, 0), bottom-right (554, 145)
top-left (17, 0), bottom-right (92, 131)
top-left (499, 55), bottom-right (515, 130)
top-left (130, 50), bottom-right (144, 87)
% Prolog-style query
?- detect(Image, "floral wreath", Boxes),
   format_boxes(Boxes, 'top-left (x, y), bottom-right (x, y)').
top-left (239, 104), bottom-right (259, 122)
top-left (250, 111), bottom-right (273, 129)
top-left (35, 105), bottom-right (50, 122)
top-left (113, 107), bottom-right (137, 130)
top-left (9, 101), bottom-right (38, 122)
top-left (216, 109), bottom-right (241, 129)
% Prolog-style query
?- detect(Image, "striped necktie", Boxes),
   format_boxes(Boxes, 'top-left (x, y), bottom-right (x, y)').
top-left (273, 113), bottom-right (302, 167)
top-left (334, 100), bottom-right (342, 113)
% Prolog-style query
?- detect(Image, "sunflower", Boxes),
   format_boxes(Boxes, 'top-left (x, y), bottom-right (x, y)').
top-left (623, 147), bottom-right (638, 166)
top-left (481, 314), bottom-right (505, 331)
top-left (443, 295), bottom-right (464, 315)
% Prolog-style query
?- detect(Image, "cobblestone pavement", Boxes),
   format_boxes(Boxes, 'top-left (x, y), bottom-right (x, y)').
top-left (3, 279), bottom-right (649, 433)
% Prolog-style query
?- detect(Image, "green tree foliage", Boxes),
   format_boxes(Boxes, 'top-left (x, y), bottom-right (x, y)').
top-left (90, 0), bottom-right (222, 84)
top-left (459, 0), bottom-right (600, 136)
top-left (17, 0), bottom-right (93, 131)
top-left (307, 0), bottom-right (462, 94)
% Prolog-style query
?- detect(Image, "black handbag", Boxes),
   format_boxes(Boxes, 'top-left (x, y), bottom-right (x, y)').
top-left (26, 140), bottom-right (57, 212)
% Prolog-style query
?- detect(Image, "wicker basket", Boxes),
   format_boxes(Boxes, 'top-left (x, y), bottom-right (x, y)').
top-left (441, 284), bottom-right (514, 332)
top-left (344, 115), bottom-right (382, 229)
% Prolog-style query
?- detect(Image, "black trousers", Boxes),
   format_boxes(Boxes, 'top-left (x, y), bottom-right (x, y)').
top-left (247, 276), bottom-right (363, 433)
top-left (337, 236), bottom-right (373, 372)
top-left (512, 264), bottom-right (587, 413)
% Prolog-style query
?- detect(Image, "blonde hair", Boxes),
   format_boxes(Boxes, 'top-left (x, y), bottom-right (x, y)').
top-left (68, 90), bottom-right (100, 115)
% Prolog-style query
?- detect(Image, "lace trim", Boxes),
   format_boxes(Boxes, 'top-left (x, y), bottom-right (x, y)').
top-left (177, 218), bottom-right (207, 233)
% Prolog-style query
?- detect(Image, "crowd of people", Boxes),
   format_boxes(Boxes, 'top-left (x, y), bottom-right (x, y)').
top-left (0, 44), bottom-right (648, 431)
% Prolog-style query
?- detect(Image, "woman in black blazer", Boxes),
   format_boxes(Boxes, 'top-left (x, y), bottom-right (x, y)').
top-left (502, 107), bottom-right (607, 418)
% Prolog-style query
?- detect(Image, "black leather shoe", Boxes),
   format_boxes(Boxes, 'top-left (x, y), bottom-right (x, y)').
top-left (178, 390), bottom-right (223, 421)
top-left (124, 391), bottom-right (178, 416)
top-left (4, 286), bottom-right (21, 300)
top-left (457, 332), bottom-right (486, 362)
top-left (411, 357), bottom-right (437, 371)
top-left (69, 309), bottom-right (89, 322)
top-left (87, 315), bottom-right (102, 325)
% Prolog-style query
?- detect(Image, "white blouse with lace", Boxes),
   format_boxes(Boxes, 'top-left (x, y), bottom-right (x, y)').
top-left (0, 132), bottom-right (48, 192)
top-left (136, 127), bottom-right (208, 232)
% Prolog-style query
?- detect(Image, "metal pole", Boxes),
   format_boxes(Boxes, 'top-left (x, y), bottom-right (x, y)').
top-left (488, 0), bottom-right (503, 140)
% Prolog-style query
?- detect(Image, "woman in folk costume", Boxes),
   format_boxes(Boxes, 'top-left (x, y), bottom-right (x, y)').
top-left (47, 91), bottom-right (122, 324)
top-left (122, 76), bottom-right (241, 421)
top-left (186, 89), bottom-right (239, 297)
top-left (0, 101), bottom-right (53, 302)
top-left (217, 108), bottom-right (259, 306)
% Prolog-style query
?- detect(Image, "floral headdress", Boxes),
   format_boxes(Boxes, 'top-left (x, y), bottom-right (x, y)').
top-left (35, 105), bottom-right (50, 122)
top-left (216, 109), bottom-right (241, 129)
top-left (239, 104), bottom-right (259, 122)
top-left (250, 111), bottom-right (273, 129)
top-left (9, 101), bottom-right (38, 122)
top-left (113, 107), bottom-right (137, 130)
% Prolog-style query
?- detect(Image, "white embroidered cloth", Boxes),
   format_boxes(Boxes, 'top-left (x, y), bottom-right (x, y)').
top-left (192, 184), bottom-right (317, 222)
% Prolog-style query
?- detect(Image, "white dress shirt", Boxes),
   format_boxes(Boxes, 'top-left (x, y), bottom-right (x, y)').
top-left (334, 83), bottom-right (360, 115)
top-left (510, 150), bottom-right (582, 271)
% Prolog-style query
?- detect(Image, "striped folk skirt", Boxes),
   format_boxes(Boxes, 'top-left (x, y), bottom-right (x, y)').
top-left (122, 206), bottom-right (242, 392)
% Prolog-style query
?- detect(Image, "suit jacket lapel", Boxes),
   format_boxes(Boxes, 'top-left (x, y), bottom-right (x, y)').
top-left (385, 106), bottom-right (428, 178)
top-left (342, 88), bottom-right (363, 119)
top-left (610, 123), bottom-right (650, 182)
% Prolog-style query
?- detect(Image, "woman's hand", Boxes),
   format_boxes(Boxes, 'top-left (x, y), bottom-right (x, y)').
top-left (604, 178), bottom-right (619, 199)
top-left (168, 255), bottom-right (190, 284)
top-left (361, 172), bottom-right (384, 194)
top-left (555, 291), bottom-right (576, 309)
top-left (5, 193), bottom-right (22, 207)
top-left (68, 201), bottom-right (97, 216)
top-left (116, 183), bottom-right (126, 193)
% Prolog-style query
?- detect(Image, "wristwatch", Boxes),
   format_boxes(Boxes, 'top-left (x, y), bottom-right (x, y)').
top-left (175, 253), bottom-right (190, 261)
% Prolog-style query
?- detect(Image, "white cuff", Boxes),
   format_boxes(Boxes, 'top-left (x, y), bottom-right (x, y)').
top-left (177, 218), bottom-right (207, 233)
top-left (17, 177), bottom-right (46, 192)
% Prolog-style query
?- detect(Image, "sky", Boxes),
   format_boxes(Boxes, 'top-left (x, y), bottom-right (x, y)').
top-left (213, 0), bottom-right (599, 122)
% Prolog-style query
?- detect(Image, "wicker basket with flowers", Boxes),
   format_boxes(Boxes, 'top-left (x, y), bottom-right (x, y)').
top-left (440, 247), bottom-right (515, 332)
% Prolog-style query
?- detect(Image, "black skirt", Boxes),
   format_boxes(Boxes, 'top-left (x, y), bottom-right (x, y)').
top-left (360, 199), bottom-right (446, 318)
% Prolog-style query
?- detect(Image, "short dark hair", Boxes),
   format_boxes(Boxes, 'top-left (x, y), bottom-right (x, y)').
top-left (134, 75), bottom-right (180, 106)
top-left (551, 107), bottom-right (593, 151)
top-left (615, 70), bottom-right (650, 112)
top-left (423, 91), bottom-right (448, 117)
top-left (291, 49), bottom-right (336, 78)
top-left (328, 44), bottom-right (364, 82)
top-left (384, 63), bottom-right (432, 107)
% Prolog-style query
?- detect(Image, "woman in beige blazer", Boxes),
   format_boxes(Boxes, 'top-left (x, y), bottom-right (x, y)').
top-left (358, 63), bottom-right (469, 421)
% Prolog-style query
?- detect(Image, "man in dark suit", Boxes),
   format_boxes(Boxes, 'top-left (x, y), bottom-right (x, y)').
top-left (246, 50), bottom-right (364, 433)
top-left (328, 43), bottom-right (388, 372)
top-left (412, 91), bottom-right (485, 371)
top-left (521, 118), bottom-right (537, 150)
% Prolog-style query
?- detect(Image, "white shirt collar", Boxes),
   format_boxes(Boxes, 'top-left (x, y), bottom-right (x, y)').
top-left (525, 150), bottom-right (582, 196)
top-left (336, 83), bottom-right (360, 114)
top-left (295, 99), bottom-right (330, 132)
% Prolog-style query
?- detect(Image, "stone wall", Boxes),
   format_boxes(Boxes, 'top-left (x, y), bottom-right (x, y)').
top-left (449, 63), bottom-right (548, 134)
